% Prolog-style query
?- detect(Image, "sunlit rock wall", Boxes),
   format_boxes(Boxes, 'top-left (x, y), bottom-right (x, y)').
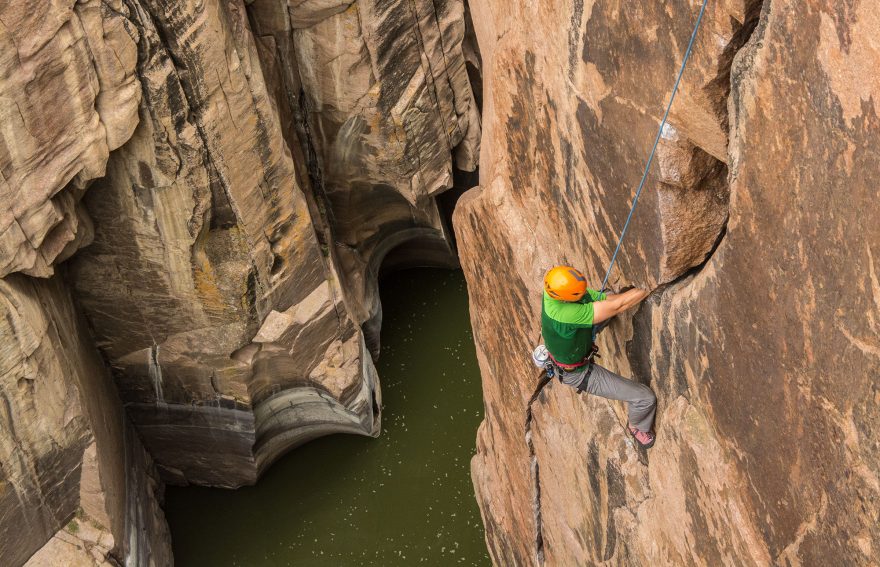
top-left (456, 0), bottom-right (879, 564)
top-left (0, 0), bottom-right (140, 278)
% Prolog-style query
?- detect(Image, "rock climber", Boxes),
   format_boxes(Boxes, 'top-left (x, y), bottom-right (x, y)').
top-left (540, 265), bottom-right (657, 448)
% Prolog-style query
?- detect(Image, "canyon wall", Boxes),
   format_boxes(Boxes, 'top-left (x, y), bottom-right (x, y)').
top-left (457, 0), bottom-right (879, 564)
top-left (1, 0), bottom-right (477, 563)
top-left (1, 274), bottom-right (170, 566)
top-left (64, 0), bottom-right (385, 488)
top-left (7, 0), bottom-right (876, 564)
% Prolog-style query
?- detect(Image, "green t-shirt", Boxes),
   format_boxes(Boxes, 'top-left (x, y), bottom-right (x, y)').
top-left (541, 289), bottom-right (607, 365)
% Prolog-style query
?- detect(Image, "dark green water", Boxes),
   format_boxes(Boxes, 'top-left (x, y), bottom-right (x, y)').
top-left (164, 269), bottom-right (490, 566)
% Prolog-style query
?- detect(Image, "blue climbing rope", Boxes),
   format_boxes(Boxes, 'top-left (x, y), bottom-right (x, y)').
top-left (600, 0), bottom-right (709, 292)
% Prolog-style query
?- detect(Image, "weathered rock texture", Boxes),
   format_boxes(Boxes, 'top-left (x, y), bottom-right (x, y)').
top-left (1, 0), bottom-right (478, 562)
top-left (60, 0), bottom-right (382, 488)
top-left (0, 0), bottom-right (141, 278)
top-left (0, 274), bottom-right (170, 566)
top-left (458, 0), bottom-right (880, 564)
top-left (247, 0), bottom-right (480, 354)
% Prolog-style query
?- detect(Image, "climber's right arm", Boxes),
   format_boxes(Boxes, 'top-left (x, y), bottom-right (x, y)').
top-left (592, 288), bottom-right (650, 324)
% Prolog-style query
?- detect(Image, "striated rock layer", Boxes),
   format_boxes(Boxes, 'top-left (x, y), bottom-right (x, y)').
top-left (2, 0), bottom-right (477, 491)
top-left (248, 0), bottom-right (480, 355)
top-left (0, 0), bottom-right (141, 278)
top-left (457, 0), bottom-right (879, 564)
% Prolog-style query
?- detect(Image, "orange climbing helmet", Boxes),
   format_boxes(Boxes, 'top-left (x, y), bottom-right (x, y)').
top-left (544, 266), bottom-right (587, 301)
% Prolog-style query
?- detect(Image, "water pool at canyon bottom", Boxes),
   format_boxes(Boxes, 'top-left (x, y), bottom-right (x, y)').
top-left (164, 268), bottom-right (490, 566)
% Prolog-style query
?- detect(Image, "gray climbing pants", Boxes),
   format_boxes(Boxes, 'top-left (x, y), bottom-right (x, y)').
top-left (559, 363), bottom-right (656, 432)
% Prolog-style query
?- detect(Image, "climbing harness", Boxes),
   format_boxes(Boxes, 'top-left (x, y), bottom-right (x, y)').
top-left (599, 0), bottom-right (710, 293)
top-left (532, 343), bottom-right (599, 391)
top-left (571, 345), bottom-right (600, 394)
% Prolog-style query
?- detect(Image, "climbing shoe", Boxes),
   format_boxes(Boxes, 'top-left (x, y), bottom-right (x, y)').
top-left (628, 424), bottom-right (655, 449)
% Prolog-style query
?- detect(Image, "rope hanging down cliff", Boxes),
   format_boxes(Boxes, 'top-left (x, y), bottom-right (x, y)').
top-left (527, 6), bottom-right (712, 560)
top-left (599, 0), bottom-right (710, 292)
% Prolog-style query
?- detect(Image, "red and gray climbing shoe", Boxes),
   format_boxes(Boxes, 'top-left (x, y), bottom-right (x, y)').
top-left (628, 424), bottom-right (655, 449)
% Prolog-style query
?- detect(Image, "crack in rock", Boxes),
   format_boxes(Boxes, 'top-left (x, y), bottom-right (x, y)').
top-left (524, 369), bottom-right (553, 565)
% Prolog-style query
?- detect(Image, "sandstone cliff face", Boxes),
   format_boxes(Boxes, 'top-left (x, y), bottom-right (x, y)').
top-left (62, 0), bottom-right (383, 488)
top-left (247, 0), bottom-right (480, 355)
top-left (2, 0), bottom-right (477, 490)
top-left (0, 275), bottom-right (170, 566)
top-left (457, 0), bottom-right (879, 565)
top-left (0, 0), bottom-right (141, 278)
top-left (13, 0), bottom-right (877, 564)
top-left (2, 0), bottom-right (478, 562)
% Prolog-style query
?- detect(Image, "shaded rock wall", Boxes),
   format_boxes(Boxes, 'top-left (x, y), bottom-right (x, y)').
top-left (2, 0), bottom-right (477, 491)
top-left (0, 274), bottom-right (170, 566)
top-left (247, 0), bottom-right (479, 355)
top-left (457, 0), bottom-right (879, 564)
